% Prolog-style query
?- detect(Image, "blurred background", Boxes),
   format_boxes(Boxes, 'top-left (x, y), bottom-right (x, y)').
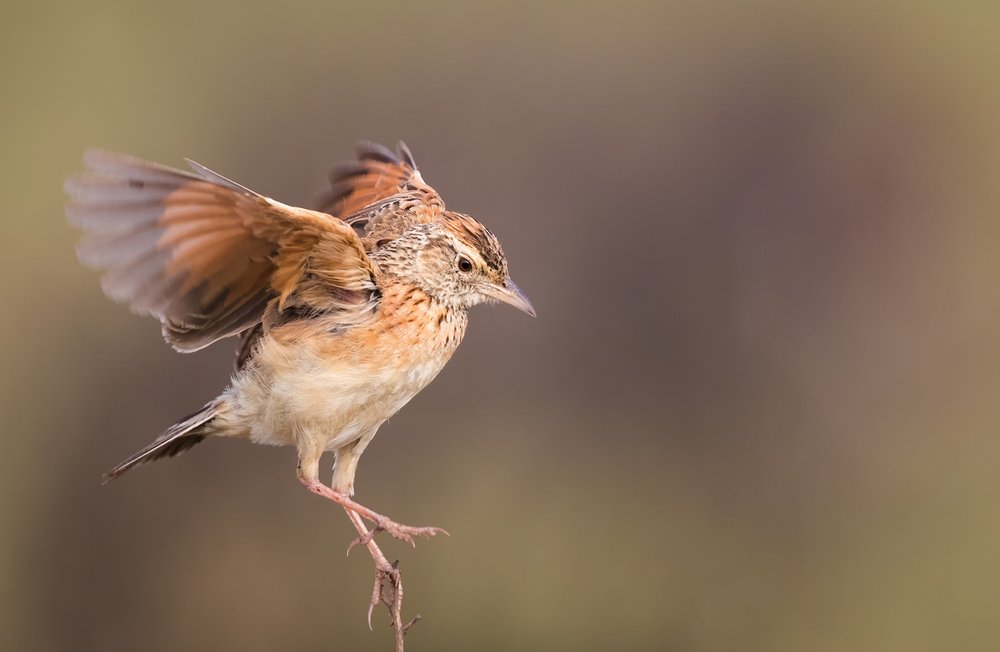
top-left (3, 1), bottom-right (1000, 650)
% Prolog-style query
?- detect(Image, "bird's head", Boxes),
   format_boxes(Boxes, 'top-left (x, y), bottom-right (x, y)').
top-left (375, 215), bottom-right (535, 317)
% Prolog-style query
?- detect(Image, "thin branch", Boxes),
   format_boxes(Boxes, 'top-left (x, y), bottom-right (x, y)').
top-left (343, 508), bottom-right (421, 652)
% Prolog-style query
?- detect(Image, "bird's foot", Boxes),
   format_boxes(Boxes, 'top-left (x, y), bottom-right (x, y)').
top-left (342, 509), bottom-right (421, 650)
top-left (365, 556), bottom-right (423, 637)
top-left (348, 513), bottom-right (447, 549)
top-left (368, 559), bottom-right (398, 627)
top-left (301, 477), bottom-right (448, 547)
top-left (366, 513), bottom-right (449, 547)
top-left (347, 526), bottom-right (384, 555)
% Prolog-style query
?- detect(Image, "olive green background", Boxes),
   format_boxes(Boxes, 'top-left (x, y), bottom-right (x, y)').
top-left (4, 2), bottom-right (1000, 651)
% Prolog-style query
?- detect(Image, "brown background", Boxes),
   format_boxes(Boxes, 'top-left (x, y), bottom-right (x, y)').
top-left (3, 2), bottom-right (1000, 651)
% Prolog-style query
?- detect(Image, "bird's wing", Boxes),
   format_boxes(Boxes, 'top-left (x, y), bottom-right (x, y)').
top-left (67, 150), bottom-right (378, 353)
top-left (315, 141), bottom-right (448, 254)
top-left (317, 140), bottom-right (444, 220)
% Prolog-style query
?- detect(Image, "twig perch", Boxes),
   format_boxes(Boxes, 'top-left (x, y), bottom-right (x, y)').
top-left (344, 509), bottom-right (421, 651)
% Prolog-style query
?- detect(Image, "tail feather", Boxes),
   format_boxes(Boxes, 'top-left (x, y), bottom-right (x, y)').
top-left (103, 401), bottom-right (220, 483)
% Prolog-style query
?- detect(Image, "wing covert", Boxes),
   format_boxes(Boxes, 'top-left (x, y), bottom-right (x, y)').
top-left (317, 140), bottom-right (443, 219)
top-left (67, 149), bottom-right (377, 352)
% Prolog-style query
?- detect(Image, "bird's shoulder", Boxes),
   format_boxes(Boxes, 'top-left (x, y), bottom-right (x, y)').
top-left (245, 280), bottom-right (466, 370)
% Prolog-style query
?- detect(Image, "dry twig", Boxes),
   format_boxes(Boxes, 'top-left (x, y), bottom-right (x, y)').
top-left (343, 509), bottom-right (422, 652)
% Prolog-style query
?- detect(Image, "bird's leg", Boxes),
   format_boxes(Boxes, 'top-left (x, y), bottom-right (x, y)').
top-left (343, 508), bottom-right (422, 651)
top-left (296, 445), bottom-right (447, 546)
top-left (298, 445), bottom-right (422, 651)
top-left (298, 475), bottom-right (448, 545)
top-left (332, 435), bottom-right (375, 497)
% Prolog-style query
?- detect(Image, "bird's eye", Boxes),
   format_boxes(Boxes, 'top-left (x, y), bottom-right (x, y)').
top-left (457, 257), bottom-right (474, 272)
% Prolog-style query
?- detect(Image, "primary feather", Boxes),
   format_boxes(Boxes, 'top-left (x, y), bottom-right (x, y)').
top-left (66, 149), bottom-right (378, 352)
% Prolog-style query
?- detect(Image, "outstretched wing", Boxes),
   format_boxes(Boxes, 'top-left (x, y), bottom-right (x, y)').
top-left (317, 140), bottom-right (443, 220)
top-left (67, 150), bottom-right (378, 352)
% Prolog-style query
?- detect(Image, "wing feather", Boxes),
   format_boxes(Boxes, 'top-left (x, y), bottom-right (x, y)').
top-left (316, 140), bottom-right (443, 221)
top-left (67, 150), bottom-right (377, 352)
top-left (314, 141), bottom-right (446, 253)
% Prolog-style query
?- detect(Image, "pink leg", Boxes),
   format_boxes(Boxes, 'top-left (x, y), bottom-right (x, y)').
top-left (299, 476), bottom-right (448, 546)
top-left (343, 503), bottom-right (423, 651)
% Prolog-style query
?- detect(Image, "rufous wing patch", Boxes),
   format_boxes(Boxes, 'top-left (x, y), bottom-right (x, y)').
top-left (68, 150), bottom-right (378, 352)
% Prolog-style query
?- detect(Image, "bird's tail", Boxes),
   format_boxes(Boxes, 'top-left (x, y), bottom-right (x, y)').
top-left (102, 400), bottom-right (222, 483)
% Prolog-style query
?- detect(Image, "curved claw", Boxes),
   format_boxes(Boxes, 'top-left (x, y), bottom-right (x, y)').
top-left (367, 574), bottom-right (380, 630)
top-left (372, 519), bottom-right (449, 546)
top-left (367, 564), bottom-right (401, 630)
top-left (347, 526), bottom-right (384, 556)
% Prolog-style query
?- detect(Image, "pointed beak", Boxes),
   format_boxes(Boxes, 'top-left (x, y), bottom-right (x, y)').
top-left (482, 277), bottom-right (536, 317)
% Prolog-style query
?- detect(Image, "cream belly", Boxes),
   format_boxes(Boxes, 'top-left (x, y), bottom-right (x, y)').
top-left (219, 333), bottom-right (455, 454)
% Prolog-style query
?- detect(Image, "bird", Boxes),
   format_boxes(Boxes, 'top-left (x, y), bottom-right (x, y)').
top-left (65, 141), bottom-right (535, 544)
